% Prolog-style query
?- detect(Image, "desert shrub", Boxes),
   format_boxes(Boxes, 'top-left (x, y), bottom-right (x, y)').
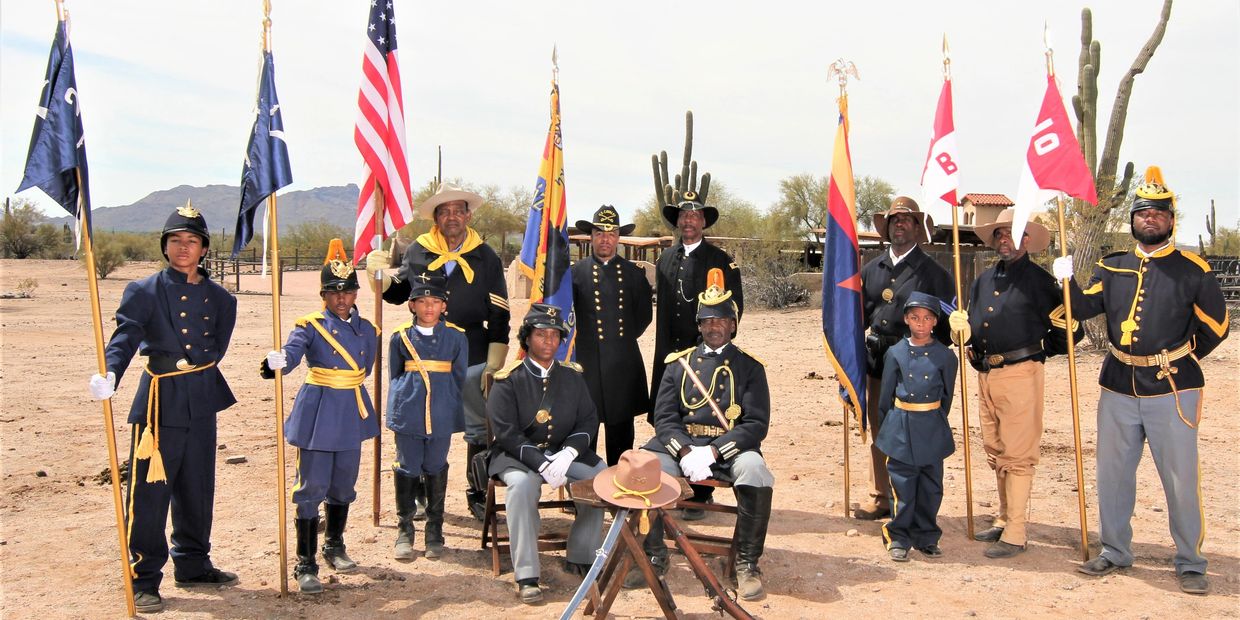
top-left (87, 238), bottom-right (127, 279)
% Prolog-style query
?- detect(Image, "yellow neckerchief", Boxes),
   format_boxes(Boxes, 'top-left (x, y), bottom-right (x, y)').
top-left (612, 475), bottom-right (664, 534)
top-left (302, 313), bottom-right (369, 419)
top-left (134, 361), bottom-right (216, 484)
top-left (1097, 242), bottom-right (1176, 346)
top-left (396, 322), bottom-right (454, 434)
top-left (416, 226), bottom-right (484, 283)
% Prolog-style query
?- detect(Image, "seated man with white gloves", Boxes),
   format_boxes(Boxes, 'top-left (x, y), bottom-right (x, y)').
top-left (484, 303), bottom-right (605, 605)
top-left (625, 268), bottom-right (774, 601)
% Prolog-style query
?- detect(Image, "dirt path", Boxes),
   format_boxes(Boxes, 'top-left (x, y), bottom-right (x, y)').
top-left (1, 259), bottom-right (1236, 619)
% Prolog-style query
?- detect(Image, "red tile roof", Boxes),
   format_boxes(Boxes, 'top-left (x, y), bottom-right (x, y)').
top-left (963, 193), bottom-right (1014, 207)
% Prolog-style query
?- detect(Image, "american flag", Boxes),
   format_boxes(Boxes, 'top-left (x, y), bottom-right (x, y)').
top-left (353, 0), bottom-right (413, 262)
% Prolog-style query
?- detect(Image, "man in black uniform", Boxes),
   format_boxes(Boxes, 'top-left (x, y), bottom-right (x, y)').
top-left (948, 208), bottom-right (1082, 558)
top-left (855, 197), bottom-right (953, 520)
top-left (367, 182), bottom-right (511, 520)
top-left (625, 268), bottom-right (773, 600)
top-left (651, 192), bottom-right (743, 518)
top-left (571, 205), bottom-right (654, 465)
top-left (1055, 167), bottom-right (1230, 595)
top-left (486, 303), bottom-right (605, 604)
top-left (88, 204), bottom-right (239, 613)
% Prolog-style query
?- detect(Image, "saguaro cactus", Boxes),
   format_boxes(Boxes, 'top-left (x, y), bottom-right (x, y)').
top-left (651, 111), bottom-right (711, 208)
top-left (1205, 199), bottom-right (1216, 254)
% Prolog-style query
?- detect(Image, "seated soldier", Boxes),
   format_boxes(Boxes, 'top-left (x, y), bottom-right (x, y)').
top-left (624, 268), bottom-right (774, 601)
top-left (485, 303), bottom-right (606, 605)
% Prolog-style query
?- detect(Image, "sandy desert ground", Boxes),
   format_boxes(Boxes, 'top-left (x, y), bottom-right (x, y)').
top-left (1, 258), bottom-right (1237, 619)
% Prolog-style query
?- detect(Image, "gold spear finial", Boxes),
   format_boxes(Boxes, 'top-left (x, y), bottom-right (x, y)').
top-left (1044, 21), bottom-right (1055, 76)
top-left (942, 33), bottom-right (952, 79)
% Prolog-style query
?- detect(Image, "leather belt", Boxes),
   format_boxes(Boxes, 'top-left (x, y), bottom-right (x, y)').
top-left (1108, 342), bottom-right (1192, 367)
top-left (686, 423), bottom-right (726, 438)
top-left (969, 343), bottom-right (1044, 371)
top-left (895, 398), bottom-right (941, 412)
top-left (147, 354), bottom-right (206, 374)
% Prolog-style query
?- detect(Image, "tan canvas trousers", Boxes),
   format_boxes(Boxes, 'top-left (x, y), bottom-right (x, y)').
top-left (977, 360), bottom-right (1044, 545)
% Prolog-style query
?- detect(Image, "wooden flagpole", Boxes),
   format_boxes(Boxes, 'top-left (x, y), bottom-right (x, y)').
top-left (78, 172), bottom-right (137, 617)
top-left (260, 2), bottom-right (290, 595)
top-left (826, 59), bottom-right (855, 520)
top-left (371, 181), bottom-right (385, 526)
top-left (943, 39), bottom-right (976, 541)
top-left (1045, 37), bottom-right (1091, 560)
top-left (61, 0), bottom-right (135, 610)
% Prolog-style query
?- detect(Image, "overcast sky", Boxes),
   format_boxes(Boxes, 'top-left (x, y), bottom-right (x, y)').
top-left (2, 0), bottom-right (1236, 243)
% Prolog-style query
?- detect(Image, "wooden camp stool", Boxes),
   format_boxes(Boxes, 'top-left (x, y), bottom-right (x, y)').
top-left (570, 479), bottom-right (754, 620)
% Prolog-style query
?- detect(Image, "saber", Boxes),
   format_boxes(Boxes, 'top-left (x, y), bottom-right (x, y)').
top-left (560, 508), bottom-right (629, 620)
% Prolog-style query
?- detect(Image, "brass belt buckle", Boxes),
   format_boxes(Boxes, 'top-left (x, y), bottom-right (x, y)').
top-left (175, 359), bottom-right (194, 371)
top-left (986, 354), bottom-right (1004, 367)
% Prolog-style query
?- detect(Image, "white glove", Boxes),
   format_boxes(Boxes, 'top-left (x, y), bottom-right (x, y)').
top-left (89, 372), bottom-right (116, 401)
top-left (364, 249), bottom-right (393, 292)
top-left (948, 310), bottom-right (971, 346)
top-left (1052, 255), bottom-right (1074, 281)
top-left (539, 460), bottom-right (568, 489)
top-left (543, 447), bottom-right (576, 483)
top-left (266, 349), bottom-right (287, 371)
top-left (679, 445), bottom-right (716, 482)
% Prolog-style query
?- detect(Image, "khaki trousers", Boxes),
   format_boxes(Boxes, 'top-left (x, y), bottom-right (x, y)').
top-left (977, 360), bottom-right (1044, 545)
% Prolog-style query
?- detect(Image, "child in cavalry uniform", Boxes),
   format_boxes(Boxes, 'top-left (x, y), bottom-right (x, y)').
top-left (262, 239), bottom-right (380, 594)
top-left (387, 271), bottom-right (468, 560)
top-left (876, 291), bottom-right (958, 562)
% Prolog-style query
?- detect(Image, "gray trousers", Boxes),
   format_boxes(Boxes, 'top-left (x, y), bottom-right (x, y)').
top-left (462, 363), bottom-right (487, 445)
top-left (499, 460), bottom-right (607, 582)
top-left (653, 450), bottom-right (775, 488)
top-left (1097, 388), bottom-right (1206, 575)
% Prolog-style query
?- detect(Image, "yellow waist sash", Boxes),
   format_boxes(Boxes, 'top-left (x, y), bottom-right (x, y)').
top-left (306, 367), bottom-right (369, 420)
top-left (403, 360), bottom-right (453, 373)
top-left (895, 398), bottom-right (942, 412)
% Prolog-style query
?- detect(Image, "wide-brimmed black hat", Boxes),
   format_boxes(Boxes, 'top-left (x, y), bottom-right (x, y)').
top-left (320, 238), bottom-right (360, 292)
top-left (408, 271), bottom-right (448, 301)
top-left (696, 267), bottom-right (738, 323)
top-left (161, 201), bottom-right (210, 259)
top-left (661, 191), bottom-right (719, 230)
top-left (1131, 165), bottom-right (1175, 215)
top-left (903, 291), bottom-right (942, 317)
top-left (576, 204), bottom-right (635, 236)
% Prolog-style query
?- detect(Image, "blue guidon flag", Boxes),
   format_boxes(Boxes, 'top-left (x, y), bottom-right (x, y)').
top-left (821, 93), bottom-right (868, 429)
top-left (17, 18), bottom-right (91, 241)
top-left (234, 50), bottom-right (293, 257)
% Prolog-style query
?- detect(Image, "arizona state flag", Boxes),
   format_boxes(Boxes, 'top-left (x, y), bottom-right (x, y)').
top-left (821, 94), bottom-right (867, 426)
top-left (518, 66), bottom-right (575, 360)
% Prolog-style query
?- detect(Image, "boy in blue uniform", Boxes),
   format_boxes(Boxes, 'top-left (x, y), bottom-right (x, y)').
top-left (876, 291), bottom-right (957, 562)
top-left (89, 204), bottom-right (239, 613)
top-left (262, 239), bottom-right (380, 594)
top-left (387, 272), bottom-right (468, 561)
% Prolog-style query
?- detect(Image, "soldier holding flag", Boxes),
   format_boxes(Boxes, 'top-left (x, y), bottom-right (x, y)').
top-left (261, 240), bottom-right (380, 594)
top-left (1055, 168), bottom-right (1229, 595)
top-left (87, 206), bottom-right (239, 613)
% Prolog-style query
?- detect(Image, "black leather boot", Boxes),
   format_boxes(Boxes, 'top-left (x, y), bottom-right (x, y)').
top-left (321, 503), bottom-right (358, 573)
top-left (393, 472), bottom-right (418, 561)
top-left (294, 517), bottom-right (323, 594)
top-left (734, 485), bottom-right (773, 601)
top-left (411, 475), bottom-right (428, 521)
top-left (424, 466), bottom-right (450, 558)
top-left (465, 441), bottom-right (488, 521)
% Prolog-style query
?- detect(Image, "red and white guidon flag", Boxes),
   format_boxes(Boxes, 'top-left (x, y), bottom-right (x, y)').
top-left (1011, 75), bottom-right (1098, 247)
top-left (920, 77), bottom-right (960, 225)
